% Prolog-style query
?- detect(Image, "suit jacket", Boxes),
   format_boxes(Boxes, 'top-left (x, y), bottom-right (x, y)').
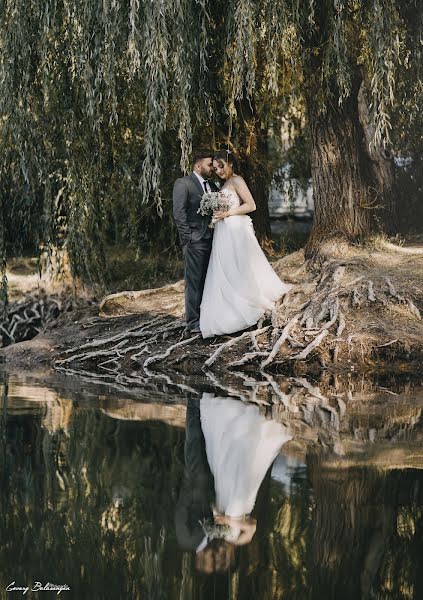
top-left (172, 172), bottom-right (218, 245)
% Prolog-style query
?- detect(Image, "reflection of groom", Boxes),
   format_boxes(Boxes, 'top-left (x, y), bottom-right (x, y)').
top-left (172, 152), bottom-right (217, 335)
top-left (175, 398), bottom-right (242, 574)
top-left (175, 399), bottom-right (215, 551)
top-left (175, 399), bottom-right (237, 574)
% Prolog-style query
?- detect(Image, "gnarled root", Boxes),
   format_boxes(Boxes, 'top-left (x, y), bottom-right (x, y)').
top-left (53, 251), bottom-right (422, 378)
top-left (202, 258), bottom-right (422, 373)
top-left (1, 292), bottom-right (78, 347)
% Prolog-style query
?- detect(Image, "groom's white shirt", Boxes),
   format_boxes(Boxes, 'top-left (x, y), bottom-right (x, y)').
top-left (193, 171), bottom-right (211, 192)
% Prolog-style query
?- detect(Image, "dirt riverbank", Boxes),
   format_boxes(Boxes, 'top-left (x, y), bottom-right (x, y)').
top-left (1, 241), bottom-right (422, 378)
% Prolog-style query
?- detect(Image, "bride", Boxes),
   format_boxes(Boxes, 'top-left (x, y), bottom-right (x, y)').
top-left (199, 150), bottom-right (291, 339)
top-left (199, 393), bottom-right (292, 548)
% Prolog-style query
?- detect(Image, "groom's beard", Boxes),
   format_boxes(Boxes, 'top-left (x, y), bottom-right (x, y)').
top-left (200, 167), bottom-right (212, 180)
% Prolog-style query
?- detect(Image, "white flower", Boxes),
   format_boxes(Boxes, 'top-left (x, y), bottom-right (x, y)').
top-left (197, 191), bottom-right (230, 227)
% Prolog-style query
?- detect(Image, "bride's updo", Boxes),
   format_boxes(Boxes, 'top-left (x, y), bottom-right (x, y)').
top-left (213, 149), bottom-right (240, 174)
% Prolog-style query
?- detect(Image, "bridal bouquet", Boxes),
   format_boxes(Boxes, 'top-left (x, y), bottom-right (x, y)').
top-left (197, 191), bottom-right (230, 228)
top-left (199, 518), bottom-right (231, 541)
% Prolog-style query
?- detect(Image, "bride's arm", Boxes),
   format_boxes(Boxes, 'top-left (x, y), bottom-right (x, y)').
top-left (214, 177), bottom-right (256, 220)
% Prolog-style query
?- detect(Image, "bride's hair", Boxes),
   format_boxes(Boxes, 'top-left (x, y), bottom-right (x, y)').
top-left (213, 149), bottom-right (240, 174)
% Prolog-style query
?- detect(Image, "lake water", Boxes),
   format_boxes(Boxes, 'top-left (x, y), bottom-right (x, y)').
top-left (1, 371), bottom-right (422, 600)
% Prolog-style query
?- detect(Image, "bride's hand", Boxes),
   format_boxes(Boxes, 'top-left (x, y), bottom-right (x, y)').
top-left (214, 513), bottom-right (231, 525)
top-left (213, 210), bottom-right (231, 222)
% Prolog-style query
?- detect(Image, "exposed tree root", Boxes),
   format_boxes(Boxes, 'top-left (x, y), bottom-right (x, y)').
top-left (204, 327), bottom-right (270, 368)
top-left (261, 315), bottom-right (300, 368)
top-left (0, 292), bottom-right (79, 347)
top-left (44, 246), bottom-right (423, 379)
top-left (290, 330), bottom-right (329, 361)
top-left (386, 277), bottom-right (421, 319)
top-left (143, 334), bottom-right (200, 368)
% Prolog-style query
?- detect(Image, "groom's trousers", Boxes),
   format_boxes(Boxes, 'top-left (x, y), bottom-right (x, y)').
top-left (182, 237), bottom-right (212, 330)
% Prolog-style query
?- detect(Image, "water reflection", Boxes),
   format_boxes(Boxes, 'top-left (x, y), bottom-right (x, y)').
top-left (0, 372), bottom-right (423, 599)
top-left (176, 394), bottom-right (293, 574)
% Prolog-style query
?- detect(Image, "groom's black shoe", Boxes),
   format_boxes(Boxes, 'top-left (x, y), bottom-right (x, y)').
top-left (183, 326), bottom-right (201, 338)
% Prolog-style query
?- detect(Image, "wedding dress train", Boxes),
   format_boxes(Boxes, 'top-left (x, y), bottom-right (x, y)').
top-left (199, 188), bottom-right (291, 338)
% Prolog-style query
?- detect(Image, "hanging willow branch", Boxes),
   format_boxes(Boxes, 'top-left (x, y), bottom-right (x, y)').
top-left (332, 0), bottom-right (351, 104)
top-left (262, 0), bottom-right (283, 97)
top-left (128, 0), bottom-right (141, 78)
top-left (171, 0), bottom-right (194, 174)
top-left (138, 0), bottom-right (170, 217)
top-left (367, 0), bottom-right (401, 148)
top-left (0, 0), bottom-right (421, 288)
top-left (225, 0), bottom-right (257, 125)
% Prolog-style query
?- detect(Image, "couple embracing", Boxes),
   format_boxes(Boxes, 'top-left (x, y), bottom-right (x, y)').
top-left (172, 150), bottom-right (291, 339)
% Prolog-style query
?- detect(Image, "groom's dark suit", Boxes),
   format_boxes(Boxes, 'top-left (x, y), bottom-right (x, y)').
top-left (173, 173), bottom-right (218, 331)
top-left (175, 399), bottom-right (215, 550)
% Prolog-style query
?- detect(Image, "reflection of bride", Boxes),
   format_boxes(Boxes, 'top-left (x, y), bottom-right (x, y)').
top-left (199, 393), bottom-right (292, 546)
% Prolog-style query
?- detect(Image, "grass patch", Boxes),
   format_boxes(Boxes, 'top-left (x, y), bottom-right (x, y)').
top-left (5, 224), bottom-right (312, 298)
top-left (105, 245), bottom-right (184, 293)
top-left (270, 225), bottom-right (310, 259)
top-left (105, 228), bottom-right (310, 292)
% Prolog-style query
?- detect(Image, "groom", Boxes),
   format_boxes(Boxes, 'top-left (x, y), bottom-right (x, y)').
top-left (173, 151), bottom-right (217, 335)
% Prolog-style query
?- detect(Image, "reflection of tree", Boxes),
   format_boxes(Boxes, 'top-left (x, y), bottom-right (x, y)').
top-left (308, 458), bottom-right (423, 600)
top-left (372, 471), bottom-right (423, 600)
top-left (2, 374), bottom-right (423, 600)
top-left (0, 405), bottom-right (186, 599)
top-left (241, 469), bottom-right (311, 600)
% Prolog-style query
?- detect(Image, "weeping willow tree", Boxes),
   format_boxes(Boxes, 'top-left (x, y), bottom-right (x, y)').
top-left (0, 0), bottom-right (212, 287)
top-left (0, 0), bottom-right (422, 288)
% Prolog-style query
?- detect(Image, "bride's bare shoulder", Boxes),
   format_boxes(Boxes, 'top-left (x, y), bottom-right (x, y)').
top-left (232, 175), bottom-right (247, 187)
top-left (233, 175), bottom-right (244, 182)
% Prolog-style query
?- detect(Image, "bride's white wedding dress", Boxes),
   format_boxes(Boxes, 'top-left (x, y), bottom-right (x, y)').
top-left (199, 188), bottom-right (291, 338)
top-left (200, 394), bottom-right (292, 518)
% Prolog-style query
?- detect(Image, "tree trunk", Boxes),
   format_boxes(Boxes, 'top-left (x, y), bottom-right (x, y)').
top-left (305, 75), bottom-right (394, 258)
top-left (357, 84), bottom-right (397, 234)
top-left (242, 156), bottom-right (272, 247)
top-left (240, 129), bottom-right (272, 249)
top-left (233, 99), bottom-right (272, 249)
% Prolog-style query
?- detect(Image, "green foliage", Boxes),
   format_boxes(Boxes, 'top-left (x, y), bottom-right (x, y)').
top-left (0, 0), bottom-right (421, 285)
top-left (106, 245), bottom-right (184, 292)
